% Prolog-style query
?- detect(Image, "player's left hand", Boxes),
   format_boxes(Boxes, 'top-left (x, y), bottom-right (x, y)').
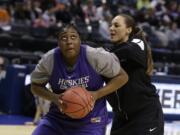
top-left (88, 91), bottom-right (98, 110)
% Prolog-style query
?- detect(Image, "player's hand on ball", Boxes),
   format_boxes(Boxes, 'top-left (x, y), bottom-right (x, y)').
top-left (58, 93), bottom-right (67, 113)
top-left (59, 87), bottom-right (95, 119)
top-left (53, 93), bottom-right (66, 113)
top-left (88, 91), bottom-right (97, 110)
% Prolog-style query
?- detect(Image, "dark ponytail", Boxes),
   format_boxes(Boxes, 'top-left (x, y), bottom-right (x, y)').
top-left (132, 27), bottom-right (154, 76)
top-left (146, 45), bottom-right (154, 76)
top-left (119, 14), bottom-right (154, 76)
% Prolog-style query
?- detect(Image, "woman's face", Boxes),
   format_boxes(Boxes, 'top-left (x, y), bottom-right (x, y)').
top-left (58, 27), bottom-right (81, 60)
top-left (110, 16), bottom-right (131, 44)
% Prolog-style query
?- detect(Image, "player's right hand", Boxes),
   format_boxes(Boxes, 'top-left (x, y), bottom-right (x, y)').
top-left (58, 93), bottom-right (68, 113)
top-left (53, 93), bottom-right (66, 113)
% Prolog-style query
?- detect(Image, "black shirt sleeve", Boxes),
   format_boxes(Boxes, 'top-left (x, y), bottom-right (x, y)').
top-left (112, 40), bottom-right (147, 68)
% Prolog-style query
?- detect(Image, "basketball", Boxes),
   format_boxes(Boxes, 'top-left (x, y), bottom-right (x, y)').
top-left (60, 86), bottom-right (93, 119)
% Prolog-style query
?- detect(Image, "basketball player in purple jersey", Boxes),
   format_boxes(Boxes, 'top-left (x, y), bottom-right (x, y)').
top-left (31, 24), bottom-right (128, 135)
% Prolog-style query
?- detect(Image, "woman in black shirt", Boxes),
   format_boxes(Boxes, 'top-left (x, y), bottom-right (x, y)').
top-left (107, 14), bottom-right (164, 135)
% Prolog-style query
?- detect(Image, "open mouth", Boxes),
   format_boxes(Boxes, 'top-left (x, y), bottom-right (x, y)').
top-left (66, 48), bottom-right (74, 53)
top-left (110, 34), bottom-right (116, 38)
top-left (110, 32), bottom-right (116, 37)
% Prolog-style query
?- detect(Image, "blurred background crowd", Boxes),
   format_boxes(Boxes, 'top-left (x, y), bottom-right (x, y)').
top-left (0, 0), bottom-right (179, 75)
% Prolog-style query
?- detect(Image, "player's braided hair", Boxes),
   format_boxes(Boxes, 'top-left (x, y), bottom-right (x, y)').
top-left (118, 14), bottom-right (154, 76)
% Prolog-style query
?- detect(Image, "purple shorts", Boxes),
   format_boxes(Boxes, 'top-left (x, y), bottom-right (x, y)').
top-left (32, 119), bottom-right (106, 135)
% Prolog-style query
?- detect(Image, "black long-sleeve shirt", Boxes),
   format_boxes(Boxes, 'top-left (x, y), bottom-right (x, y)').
top-left (107, 38), bottom-right (159, 120)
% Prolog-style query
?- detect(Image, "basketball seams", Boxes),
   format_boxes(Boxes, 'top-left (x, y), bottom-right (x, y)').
top-left (82, 88), bottom-right (92, 113)
top-left (71, 89), bottom-right (88, 117)
top-left (72, 89), bottom-right (88, 105)
top-left (61, 87), bottom-right (92, 119)
top-left (71, 87), bottom-right (92, 117)
top-left (62, 96), bottom-right (85, 113)
top-left (62, 91), bottom-right (87, 114)
top-left (62, 98), bottom-right (84, 106)
top-left (81, 88), bottom-right (91, 116)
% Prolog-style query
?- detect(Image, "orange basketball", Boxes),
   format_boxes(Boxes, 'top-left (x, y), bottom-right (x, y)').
top-left (60, 87), bottom-right (93, 119)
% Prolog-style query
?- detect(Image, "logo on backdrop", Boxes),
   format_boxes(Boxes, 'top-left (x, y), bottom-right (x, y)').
top-left (153, 83), bottom-right (180, 114)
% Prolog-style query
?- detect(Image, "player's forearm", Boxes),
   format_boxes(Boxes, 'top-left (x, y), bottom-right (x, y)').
top-left (31, 83), bottom-right (59, 105)
top-left (96, 68), bottom-right (128, 99)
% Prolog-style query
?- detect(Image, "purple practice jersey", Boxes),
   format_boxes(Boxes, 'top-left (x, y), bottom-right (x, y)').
top-left (31, 45), bottom-right (121, 135)
top-left (43, 46), bottom-right (107, 132)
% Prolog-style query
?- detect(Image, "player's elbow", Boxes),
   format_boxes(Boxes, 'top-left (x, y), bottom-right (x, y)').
top-left (31, 83), bottom-right (41, 96)
top-left (31, 83), bottom-right (37, 95)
